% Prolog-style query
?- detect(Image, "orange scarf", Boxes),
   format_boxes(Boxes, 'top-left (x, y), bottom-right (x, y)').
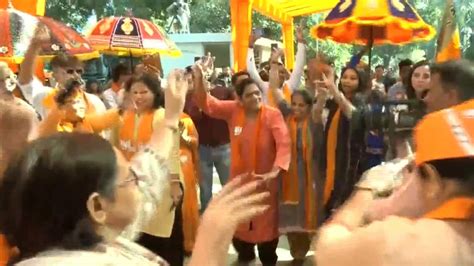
top-left (267, 83), bottom-right (292, 108)
top-left (0, 235), bottom-right (10, 266)
top-left (118, 110), bottom-right (155, 161)
top-left (282, 116), bottom-right (317, 229)
top-left (323, 108), bottom-right (341, 205)
top-left (42, 87), bottom-right (60, 109)
top-left (230, 106), bottom-right (266, 174)
top-left (424, 197), bottom-right (474, 220)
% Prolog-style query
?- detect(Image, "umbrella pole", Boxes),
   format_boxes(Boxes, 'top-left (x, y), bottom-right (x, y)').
top-left (368, 26), bottom-right (373, 69)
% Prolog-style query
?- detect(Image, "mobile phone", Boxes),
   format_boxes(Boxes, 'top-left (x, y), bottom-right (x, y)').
top-left (194, 56), bottom-right (202, 62)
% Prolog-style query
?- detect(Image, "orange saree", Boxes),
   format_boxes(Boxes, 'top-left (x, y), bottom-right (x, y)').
top-left (179, 114), bottom-right (200, 253)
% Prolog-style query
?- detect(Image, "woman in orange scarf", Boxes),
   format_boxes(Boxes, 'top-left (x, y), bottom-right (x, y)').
top-left (114, 73), bottom-right (184, 265)
top-left (314, 66), bottom-right (367, 215)
top-left (268, 51), bottom-right (325, 264)
top-left (193, 62), bottom-right (291, 265)
top-left (179, 113), bottom-right (200, 254)
top-left (315, 99), bottom-right (474, 265)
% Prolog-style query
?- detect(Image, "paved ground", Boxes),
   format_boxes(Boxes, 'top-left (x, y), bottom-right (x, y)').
top-left (210, 170), bottom-right (315, 266)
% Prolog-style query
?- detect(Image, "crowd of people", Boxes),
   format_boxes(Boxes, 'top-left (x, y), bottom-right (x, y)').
top-left (1, 21), bottom-right (474, 266)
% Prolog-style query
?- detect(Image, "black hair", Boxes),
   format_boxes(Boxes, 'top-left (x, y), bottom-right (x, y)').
top-left (398, 59), bottom-right (414, 70)
top-left (430, 60), bottom-right (474, 102)
top-left (125, 73), bottom-right (164, 109)
top-left (291, 89), bottom-right (313, 106)
top-left (231, 71), bottom-right (250, 86)
top-left (0, 133), bottom-right (117, 260)
top-left (56, 79), bottom-right (82, 106)
top-left (85, 79), bottom-right (103, 94)
top-left (112, 64), bottom-right (131, 82)
top-left (419, 158), bottom-right (474, 196)
top-left (406, 60), bottom-right (430, 100)
top-left (338, 67), bottom-right (367, 95)
top-left (235, 78), bottom-right (259, 98)
top-left (50, 54), bottom-right (82, 69)
top-left (375, 65), bottom-right (384, 70)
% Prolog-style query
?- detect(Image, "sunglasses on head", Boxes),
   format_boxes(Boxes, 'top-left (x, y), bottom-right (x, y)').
top-left (66, 68), bottom-right (84, 75)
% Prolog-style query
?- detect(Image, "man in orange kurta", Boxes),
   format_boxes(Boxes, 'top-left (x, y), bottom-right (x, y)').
top-left (195, 75), bottom-right (291, 265)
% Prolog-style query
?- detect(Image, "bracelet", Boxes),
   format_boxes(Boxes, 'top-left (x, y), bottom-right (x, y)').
top-left (170, 179), bottom-right (181, 183)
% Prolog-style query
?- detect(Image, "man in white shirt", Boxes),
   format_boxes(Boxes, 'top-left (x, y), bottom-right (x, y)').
top-left (17, 25), bottom-right (106, 121)
top-left (246, 25), bottom-right (306, 106)
top-left (103, 63), bottom-right (131, 109)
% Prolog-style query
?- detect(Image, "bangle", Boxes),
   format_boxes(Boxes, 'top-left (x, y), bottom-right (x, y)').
top-left (170, 179), bottom-right (180, 183)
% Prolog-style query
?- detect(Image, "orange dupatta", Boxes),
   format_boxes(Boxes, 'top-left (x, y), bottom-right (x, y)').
top-left (118, 111), bottom-right (155, 161)
top-left (282, 116), bottom-right (317, 229)
top-left (230, 105), bottom-right (266, 175)
top-left (323, 108), bottom-right (341, 205)
top-left (267, 83), bottom-right (292, 108)
top-left (424, 197), bottom-right (474, 220)
top-left (179, 114), bottom-right (200, 252)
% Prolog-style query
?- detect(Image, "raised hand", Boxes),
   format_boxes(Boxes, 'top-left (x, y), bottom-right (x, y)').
top-left (165, 69), bottom-right (188, 124)
top-left (31, 23), bottom-right (51, 47)
top-left (296, 22), bottom-right (306, 44)
top-left (200, 177), bottom-right (270, 236)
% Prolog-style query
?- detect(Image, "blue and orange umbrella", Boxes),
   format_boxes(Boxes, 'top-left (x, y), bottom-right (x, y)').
top-left (311, 0), bottom-right (436, 46)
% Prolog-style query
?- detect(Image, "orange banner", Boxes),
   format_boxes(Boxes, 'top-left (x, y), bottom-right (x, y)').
top-left (0, 0), bottom-right (46, 15)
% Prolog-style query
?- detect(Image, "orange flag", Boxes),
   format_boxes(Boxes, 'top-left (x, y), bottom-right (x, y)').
top-left (436, 0), bottom-right (462, 62)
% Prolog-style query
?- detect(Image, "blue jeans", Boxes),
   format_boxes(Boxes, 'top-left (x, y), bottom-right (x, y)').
top-left (199, 144), bottom-right (231, 212)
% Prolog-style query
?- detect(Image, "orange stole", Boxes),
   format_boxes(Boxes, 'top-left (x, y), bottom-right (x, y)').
top-left (179, 114), bottom-right (200, 253)
top-left (118, 111), bottom-right (155, 161)
top-left (323, 108), bottom-right (341, 205)
top-left (231, 106), bottom-right (266, 173)
top-left (267, 83), bottom-right (292, 108)
top-left (424, 198), bottom-right (474, 220)
top-left (281, 116), bottom-right (317, 229)
top-left (0, 235), bottom-right (10, 266)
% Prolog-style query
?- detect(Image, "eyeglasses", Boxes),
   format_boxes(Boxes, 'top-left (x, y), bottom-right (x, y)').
top-left (66, 68), bottom-right (84, 75)
top-left (117, 168), bottom-right (141, 188)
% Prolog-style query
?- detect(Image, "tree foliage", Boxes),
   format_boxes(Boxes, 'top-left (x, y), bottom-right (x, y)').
top-left (45, 0), bottom-right (473, 66)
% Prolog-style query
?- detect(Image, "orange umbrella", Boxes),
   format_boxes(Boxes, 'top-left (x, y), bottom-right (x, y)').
top-left (0, 5), bottom-right (99, 64)
top-left (311, 0), bottom-right (435, 46)
top-left (87, 16), bottom-right (181, 58)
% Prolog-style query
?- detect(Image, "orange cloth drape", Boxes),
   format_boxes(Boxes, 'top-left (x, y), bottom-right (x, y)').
top-left (179, 114), bottom-right (200, 253)
top-left (281, 116), bottom-right (317, 229)
top-left (323, 108), bottom-right (341, 205)
top-left (230, 0), bottom-right (252, 72)
top-left (0, 0), bottom-right (46, 16)
top-left (118, 111), bottom-right (155, 160)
